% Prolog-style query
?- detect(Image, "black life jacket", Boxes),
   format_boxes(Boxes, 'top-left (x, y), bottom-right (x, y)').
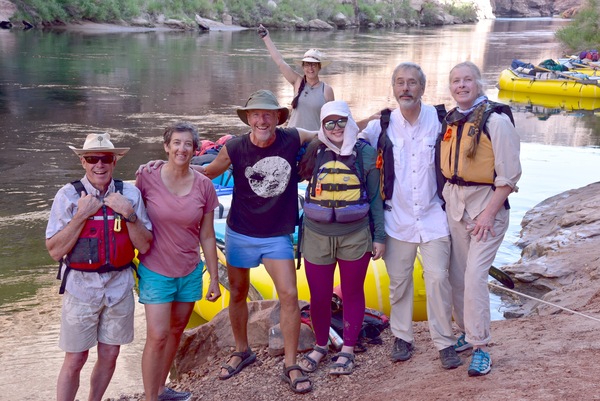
top-left (57, 179), bottom-right (135, 294)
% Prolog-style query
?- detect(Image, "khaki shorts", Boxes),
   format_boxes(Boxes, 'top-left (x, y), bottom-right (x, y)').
top-left (59, 291), bottom-right (134, 353)
top-left (301, 225), bottom-right (372, 265)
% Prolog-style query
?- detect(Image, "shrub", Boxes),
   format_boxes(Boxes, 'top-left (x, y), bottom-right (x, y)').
top-left (443, 1), bottom-right (478, 22)
top-left (555, 0), bottom-right (600, 51)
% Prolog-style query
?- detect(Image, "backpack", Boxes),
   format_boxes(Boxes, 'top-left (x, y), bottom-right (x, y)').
top-left (300, 296), bottom-right (390, 351)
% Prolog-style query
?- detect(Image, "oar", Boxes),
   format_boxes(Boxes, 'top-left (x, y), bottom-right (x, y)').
top-left (570, 61), bottom-right (600, 71)
top-left (489, 266), bottom-right (514, 289)
top-left (534, 65), bottom-right (600, 85)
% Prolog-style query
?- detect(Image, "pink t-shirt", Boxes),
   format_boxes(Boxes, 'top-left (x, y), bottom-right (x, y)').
top-left (136, 165), bottom-right (219, 277)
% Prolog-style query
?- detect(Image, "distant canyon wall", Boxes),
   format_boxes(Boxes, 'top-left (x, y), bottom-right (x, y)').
top-left (435, 0), bottom-right (584, 18)
top-left (490, 0), bottom-right (584, 17)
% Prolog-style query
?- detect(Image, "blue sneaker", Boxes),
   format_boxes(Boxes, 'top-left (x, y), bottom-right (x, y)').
top-left (454, 333), bottom-right (473, 352)
top-left (158, 387), bottom-right (192, 401)
top-left (468, 349), bottom-right (492, 376)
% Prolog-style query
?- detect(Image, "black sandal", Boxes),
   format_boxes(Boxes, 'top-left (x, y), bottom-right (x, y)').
top-left (218, 348), bottom-right (256, 380)
top-left (281, 364), bottom-right (313, 394)
top-left (299, 345), bottom-right (328, 373)
top-left (329, 352), bottom-right (355, 376)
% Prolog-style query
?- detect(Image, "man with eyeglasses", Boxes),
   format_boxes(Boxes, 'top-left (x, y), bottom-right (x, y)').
top-left (46, 133), bottom-right (152, 401)
top-left (359, 62), bottom-right (460, 370)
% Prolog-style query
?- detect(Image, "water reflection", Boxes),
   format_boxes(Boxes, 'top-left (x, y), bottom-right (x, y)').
top-left (1, 18), bottom-right (600, 400)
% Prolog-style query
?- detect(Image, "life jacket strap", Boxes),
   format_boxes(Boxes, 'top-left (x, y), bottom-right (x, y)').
top-left (447, 176), bottom-right (493, 187)
top-left (318, 183), bottom-right (362, 191)
top-left (310, 198), bottom-right (366, 207)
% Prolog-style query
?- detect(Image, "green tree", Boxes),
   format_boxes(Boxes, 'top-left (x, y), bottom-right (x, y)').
top-left (555, 0), bottom-right (600, 52)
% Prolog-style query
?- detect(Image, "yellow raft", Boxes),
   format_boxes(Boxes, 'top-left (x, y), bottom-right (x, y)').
top-left (497, 89), bottom-right (600, 111)
top-left (497, 68), bottom-right (600, 98)
top-left (194, 250), bottom-right (428, 322)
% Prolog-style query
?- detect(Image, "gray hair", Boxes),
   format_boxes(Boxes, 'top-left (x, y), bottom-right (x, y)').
top-left (449, 61), bottom-right (485, 96)
top-left (163, 121), bottom-right (200, 152)
top-left (391, 62), bottom-right (427, 87)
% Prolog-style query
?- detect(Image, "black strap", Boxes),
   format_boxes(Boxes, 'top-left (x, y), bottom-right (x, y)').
top-left (434, 103), bottom-right (447, 123)
top-left (377, 108), bottom-right (392, 151)
top-left (71, 180), bottom-right (86, 195)
top-left (114, 179), bottom-right (123, 194)
top-left (71, 179), bottom-right (124, 194)
top-left (58, 265), bottom-right (71, 295)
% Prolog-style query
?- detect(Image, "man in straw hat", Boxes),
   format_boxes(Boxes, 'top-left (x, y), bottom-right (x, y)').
top-left (200, 89), bottom-right (317, 393)
top-left (46, 133), bottom-right (152, 401)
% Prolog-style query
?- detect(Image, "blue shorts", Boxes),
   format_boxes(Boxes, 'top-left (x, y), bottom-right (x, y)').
top-left (225, 226), bottom-right (294, 268)
top-left (137, 262), bottom-right (203, 304)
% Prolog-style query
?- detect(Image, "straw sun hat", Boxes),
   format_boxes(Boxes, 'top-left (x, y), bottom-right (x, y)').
top-left (294, 48), bottom-right (331, 67)
top-left (68, 133), bottom-right (130, 160)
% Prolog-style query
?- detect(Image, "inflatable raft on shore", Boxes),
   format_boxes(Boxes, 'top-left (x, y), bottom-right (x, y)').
top-left (193, 185), bottom-right (429, 322)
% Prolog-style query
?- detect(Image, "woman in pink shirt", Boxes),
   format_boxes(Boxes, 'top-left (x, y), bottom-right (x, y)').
top-left (136, 122), bottom-right (221, 401)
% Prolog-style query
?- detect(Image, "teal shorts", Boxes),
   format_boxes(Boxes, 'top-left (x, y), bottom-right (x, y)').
top-left (137, 262), bottom-right (203, 304)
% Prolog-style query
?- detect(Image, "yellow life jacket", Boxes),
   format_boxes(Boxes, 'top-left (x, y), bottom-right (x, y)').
top-left (439, 102), bottom-right (513, 186)
top-left (303, 143), bottom-right (369, 223)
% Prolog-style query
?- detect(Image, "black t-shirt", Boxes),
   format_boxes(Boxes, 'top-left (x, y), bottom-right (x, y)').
top-left (226, 127), bottom-right (300, 237)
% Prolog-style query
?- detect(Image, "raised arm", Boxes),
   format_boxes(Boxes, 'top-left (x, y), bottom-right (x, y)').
top-left (258, 25), bottom-right (303, 87)
top-left (296, 128), bottom-right (318, 145)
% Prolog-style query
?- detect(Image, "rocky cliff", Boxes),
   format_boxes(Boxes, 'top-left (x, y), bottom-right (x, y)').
top-left (504, 181), bottom-right (600, 318)
top-left (491, 0), bottom-right (584, 17)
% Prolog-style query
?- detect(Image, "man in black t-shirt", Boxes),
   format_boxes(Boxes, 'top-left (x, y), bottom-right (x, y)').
top-left (202, 90), bottom-right (316, 394)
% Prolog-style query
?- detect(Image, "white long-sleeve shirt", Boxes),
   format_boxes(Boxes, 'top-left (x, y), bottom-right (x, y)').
top-left (359, 104), bottom-right (449, 243)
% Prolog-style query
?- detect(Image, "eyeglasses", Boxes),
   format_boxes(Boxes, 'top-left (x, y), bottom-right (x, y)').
top-left (394, 80), bottom-right (420, 88)
top-left (323, 118), bottom-right (348, 131)
top-left (83, 155), bottom-right (115, 164)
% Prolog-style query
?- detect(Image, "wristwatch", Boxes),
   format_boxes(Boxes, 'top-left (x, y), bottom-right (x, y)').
top-left (124, 212), bottom-right (138, 223)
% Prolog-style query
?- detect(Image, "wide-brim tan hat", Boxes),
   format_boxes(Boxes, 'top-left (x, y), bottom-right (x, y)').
top-left (69, 133), bottom-right (130, 160)
top-left (236, 89), bottom-right (289, 126)
top-left (294, 48), bottom-right (331, 68)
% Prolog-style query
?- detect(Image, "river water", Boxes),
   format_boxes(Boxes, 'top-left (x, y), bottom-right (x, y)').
top-left (1, 18), bottom-right (600, 400)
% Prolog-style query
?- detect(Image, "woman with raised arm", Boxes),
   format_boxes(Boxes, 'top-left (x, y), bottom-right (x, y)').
top-left (257, 24), bottom-right (335, 130)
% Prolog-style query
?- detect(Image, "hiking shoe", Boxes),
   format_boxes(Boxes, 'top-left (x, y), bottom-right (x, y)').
top-left (439, 346), bottom-right (462, 369)
top-left (391, 337), bottom-right (413, 362)
top-left (158, 387), bottom-right (192, 401)
top-left (468, 349), bottom-right (492, 377)
top-left (454, 333), bottom-right (473, 352)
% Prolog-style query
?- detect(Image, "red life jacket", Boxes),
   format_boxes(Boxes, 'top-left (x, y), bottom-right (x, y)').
top-left (58, 180), bottom-right (135, 294)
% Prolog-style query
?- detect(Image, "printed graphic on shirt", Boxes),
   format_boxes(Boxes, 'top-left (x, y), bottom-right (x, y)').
top-left (244, 156), bottom-right (291, 198)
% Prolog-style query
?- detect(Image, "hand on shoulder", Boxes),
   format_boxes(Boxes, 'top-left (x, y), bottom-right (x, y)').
top-left (135, 159), bottom-right (165, 176)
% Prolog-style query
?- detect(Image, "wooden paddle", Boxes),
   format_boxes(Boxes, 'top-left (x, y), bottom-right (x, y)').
top-left (570, 62), bottom-right (600, 74)
top-left (534, 65), bottom-right (600, 85)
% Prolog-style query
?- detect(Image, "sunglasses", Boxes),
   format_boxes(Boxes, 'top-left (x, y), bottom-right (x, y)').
top-left (83, 155), bottom-right (115, 164)
top-left (323, 118), bottom-right (348, 131)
